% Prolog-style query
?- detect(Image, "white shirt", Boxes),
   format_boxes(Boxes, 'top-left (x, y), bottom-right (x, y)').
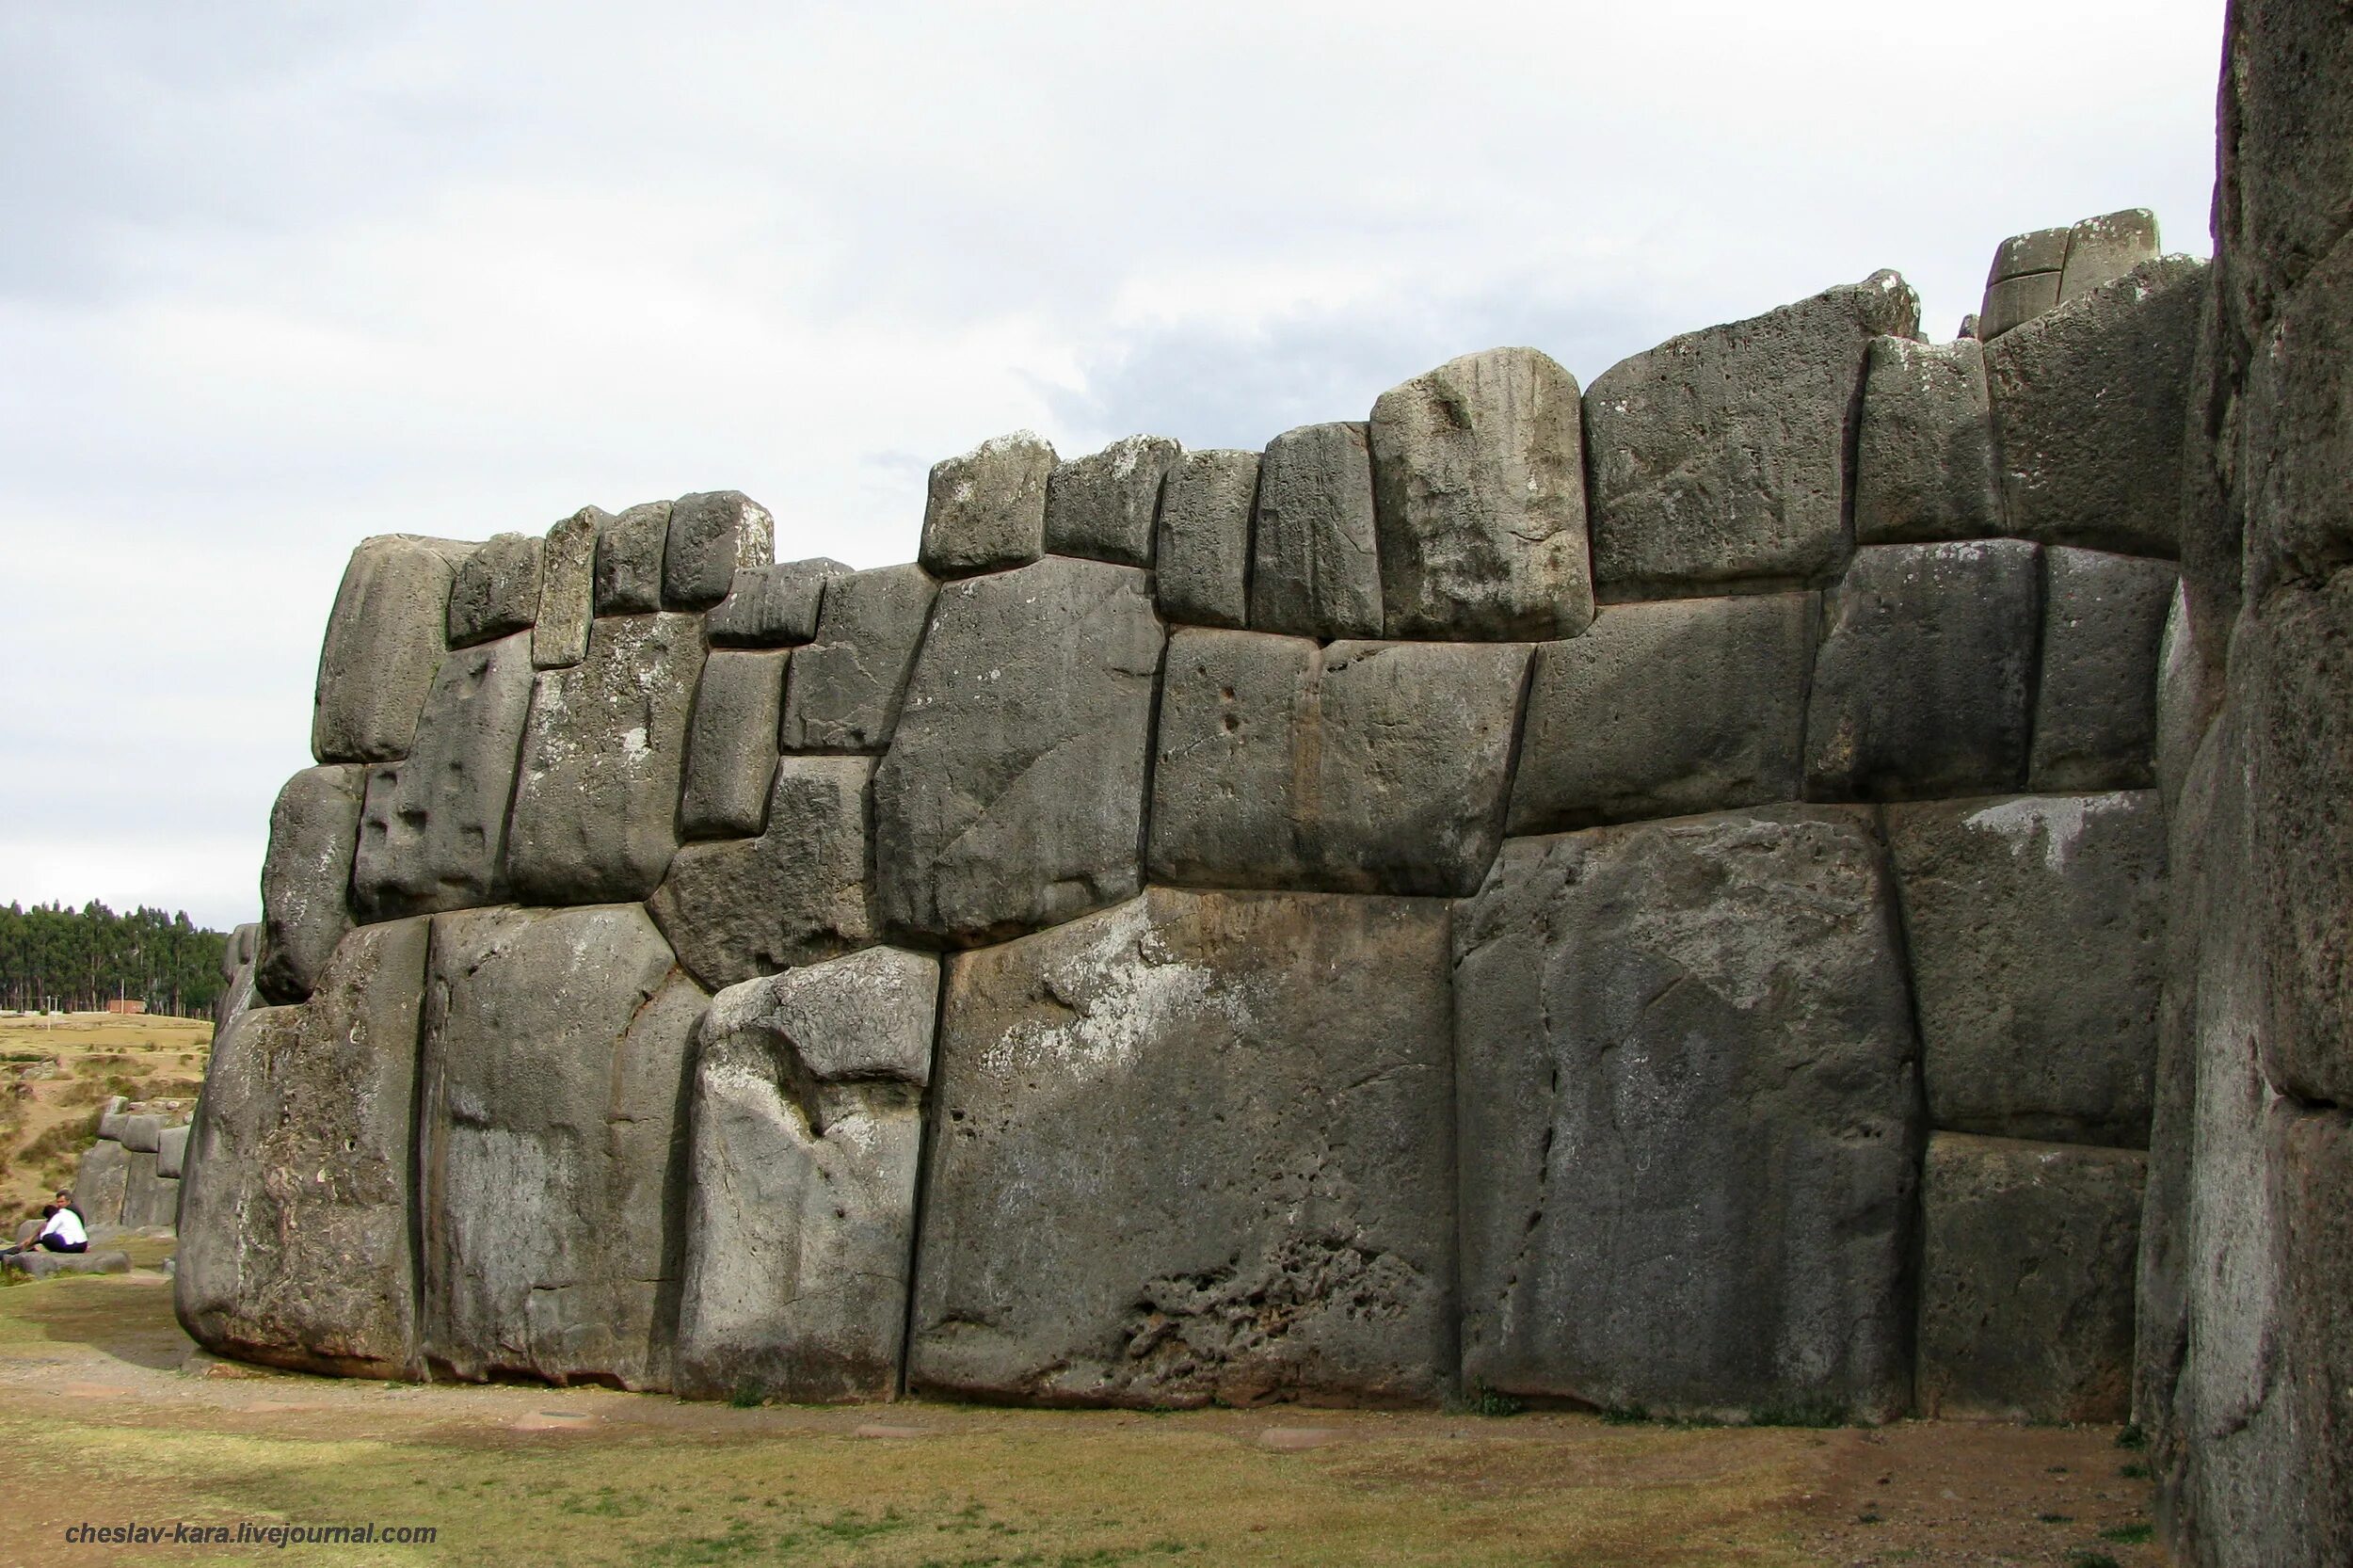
top-left (38, 1208), bottom-right (86, 1247)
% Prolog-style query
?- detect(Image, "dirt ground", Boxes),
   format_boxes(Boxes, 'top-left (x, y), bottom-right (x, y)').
top-left (0, 1266), bottom-right (2167, 1568)
top-left (0, 1013), bottom-right (211, 1218)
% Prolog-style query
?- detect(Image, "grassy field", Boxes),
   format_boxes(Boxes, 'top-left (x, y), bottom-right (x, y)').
top-left (0, 1271), bottom-right (2169, 1568)
top-left (0, 1013), bottom-right (210, 1222)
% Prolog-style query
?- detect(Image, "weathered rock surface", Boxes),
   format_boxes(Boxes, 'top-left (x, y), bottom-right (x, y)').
top-left (446, 532), bottom-right (543, 648)
top-left (1991, 226), bottom-right (2072, 283)
top-left (1454, 808), bottom-right (1918, 1421)
top-left (5, 1249), bottom-right (130, 1278)
top-left (2245, 228), bottom-right (2353, 598)
top-left (505, 613), bottom-right (707, 904)
top-left (120, 1150), bottom-right (170, 1228)
top-left (312, 535), bottom-right (471, 764)
top-left (649, 756), bottom-right (877, 992)
top-left (176, 919), bottom-right (432, 1378)
top-left (532, 506), bottom-right (600, 670)
top-left (1888, 792), bottom-right (2166, 1147)
top-left (1916, 1133), bottom-right (2145, 1420)
top-left (256, 764), bottom-right (365, 1004)
top-left (72, 1139), bottom-right (127, 1229)
top-left (1248, 422), bottom-right (1382, 638)
top-left (1044, 434), bottom-right (1179, 568)
top-left (2059, 209), bottom-right (2162, 305)
top-left (2272, 1103), bottom-right (2353, 1568)
top-left (115, 1113), bottom-right (162, 1155)
top-left (1506, 594), bottom-right (1811, 834)
top-left (779, 564), bottom-right (937, 752)
top-left (1802, 540), bottom-right (2040, 801)
top-left (1853, 336), bottom-right (2001, 546)
top-left (675, 948), bottom-right (939, 1402)
top-left (1985, 256), bottom-right (2206, 558)
top-left (418, 904), bottom-right (706, 1390)
top-left (875, 557), bottom-right (1160, 945)
top-left (2029, 548), bottom-right (2175, 791)
top-left (594, 502), bottom-right (670, 615)
top-left (1148, 631), bottom-right (1529, 897)
top-left (664, 491), bottom-right (774, 610)
top-left (678, 649), bottom-right (786, 840)
top-left (909, 889), bottom-right (1455, 1408)
top-left (350, 632), bottom-right (536, 921)
top-left (156, 1124), bottom-right (189, 1180)
top-left (1368, 347), bottom-right (1593, 640)
top-left (1586, 273), bottom-right (1920, 596)
top-left (1979, 271), bottom-right (2063, 342)
top-left (918, 432), bottom-right (1056, 578)
top-left (707, 559), bottom-right (850, 648)
top-left (1154, 449), bottom-right (1257, 629)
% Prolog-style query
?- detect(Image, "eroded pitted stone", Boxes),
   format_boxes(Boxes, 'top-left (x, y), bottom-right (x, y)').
top-left (418, 904), bottom-right (706, 1391)
top-left (650, 755), bottom-right (877, 992)
top-left (1044, 434), bottom-right (1179, 568)
top-left (256, 764), bottom-right (365, 1004)
top-left (446, 533), bottom-right (544, 648)
top-left (1455, 807), bottom-right (1919, 1422)
top-left (678, 649), bottom-right (786, 841)
top-left (1802, 540), bottom-right (2041, 802)
top-left (312, 535), bottom-right (472, 764)
top-left (2029, 548), bottom-right (2176, 792)
top-left (875, 557), bottom-right (1160, 946)
top-left (533, 506), bottom-right (601, 670)
top-left (1986, 256), bottom-right (2206, 558)
top-left (505, 613), bottom-right (707, 904)
top-left (664, 490), bottom-right (775, 610)
top-left (2059, 209), bottom-right (2163, 305)
top-left (1154, 449), bottom-right (1257, 629)
top-left (918, 432), bottom-right (1056, 579)
top-left (909, 888), bottom-right (1455, 1408)
top-left (1586, 272), bottom-right (1921, 597)
top-left (780, 564), bottom-right (937, 752)
top-left (1248, 422), bottom-right (1382, 639)
top-left (594, 502), bottom-right (670, 615)
top-left (676, 948), bottom-right (939, 1402)
top-left (2244, 230), bottom-right (2353, 598)
top-left (176, 918), bottom-right (432, 1379)
top-left (1917, 1133), bottom-right (2145, 1421)
top-left (1853, 337), bottom-right (2001, 546)
top-left (1888, 792), bottom-right (2167, 1147)
top-left (351, 632), bottom-right (536, 921)
top-left (707, 559), bottom-right (851, 648)
top-left (1506, 594), bottom-right (1812, 834)
top-left (1147, 631), bottom-right (1529, 898)
top-left (1369, 346), bottom-right (1593, 640)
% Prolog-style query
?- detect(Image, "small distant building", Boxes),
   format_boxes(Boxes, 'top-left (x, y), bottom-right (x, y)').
top-left (104, 999), bottom-right (147, 1015)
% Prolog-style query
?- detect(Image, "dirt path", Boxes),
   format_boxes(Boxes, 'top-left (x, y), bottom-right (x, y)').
top-left (0, 1272), bottom-right (2166, 1568)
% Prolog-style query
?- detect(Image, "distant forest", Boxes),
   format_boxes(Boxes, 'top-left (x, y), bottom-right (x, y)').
top-left (0, 902), bottom-right (230, 1018)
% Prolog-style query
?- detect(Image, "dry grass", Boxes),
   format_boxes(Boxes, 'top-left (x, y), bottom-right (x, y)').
top-left (0, 1013), bottom-right (210, 1219)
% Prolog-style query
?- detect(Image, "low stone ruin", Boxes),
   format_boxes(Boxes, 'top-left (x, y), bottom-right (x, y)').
top-left (71, 1095), bottom-right (191, 1233)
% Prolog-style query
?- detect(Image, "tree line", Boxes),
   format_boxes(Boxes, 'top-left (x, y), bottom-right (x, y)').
top-left (0, 901), bottom-right (230, 1018)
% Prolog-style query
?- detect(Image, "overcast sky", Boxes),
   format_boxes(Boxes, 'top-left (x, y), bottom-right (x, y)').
top-left (1, 1), bottom-right (2227, 933)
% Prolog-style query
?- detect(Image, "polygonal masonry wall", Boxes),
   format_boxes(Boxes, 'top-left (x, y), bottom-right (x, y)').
top-left (189, 211), bottom-right (2201, 1427)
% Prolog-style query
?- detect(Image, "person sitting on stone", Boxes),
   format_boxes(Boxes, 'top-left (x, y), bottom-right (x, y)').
top-left (4, 1190), bottom-right (88, 1256)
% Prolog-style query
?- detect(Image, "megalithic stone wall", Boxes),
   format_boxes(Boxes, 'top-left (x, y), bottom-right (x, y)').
top-left (186, 209), bottom-right (2215, 1441)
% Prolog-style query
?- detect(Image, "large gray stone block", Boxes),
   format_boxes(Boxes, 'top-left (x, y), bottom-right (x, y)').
top-left (779, 563), bottom-right (937, 752)
top-left (1506, 594), bottom-right (1811, 834)
top-left (1454, 807), bottom-right (1918, 1421)
top-left (72, 1139), bottom-right (127, 1229)
top-left (1989, 226), bottom-right (2072, 283)
top-left (2028, 547), bottom-right (2175, 792)
top-left (593, 502), bottom-right (670, 615)
top-left (707, 559), bottom-right (850, 648)
top-left (1985, 256), bottom-right (2206, 558)
top-left (446, 532), bottom-right (543, 648)
top-left (156, 1123), bottom-right (189, 1181)
top-left (2244, 228), bottom-right (2353, 598)
top-left (312, 535), bottom-right (471, 764)
top-left (1888, 791), bottom-right (2167, 1147)
top-left (1153, 449), bottom-right (1256, 629)
top-left (1853, 336), bottom-right (2001, 546)
top-left (649, 755), bottom-right (877, 992)
top-left (1368, 346), bottom-right (1594, 640)
top-left (532, 506), bottom-right (600, 670)
top-left (1978, 271), bottom-right (2062, 342)
top-left (2273, 1103), bottom-right (2353, 1568)
top-left (120, 1149), bottom-right (169, 1228)
top-left (6, 1249), bottom-right (130, 1278)
top-left (175, 919), bottom-right (431, 1378)
top-left (875, 557), bottom-right (1160, 946)
top-left (1148, 631), bottom-right (1529, 898)
top-left (256, 763), bottom-right (365, 1005)
top-left (350, 632), bottom-right (536, 921)
top-left (505, 613), bottom-right (707, 904)
top-left (1916, 1133), bottom-right (2145, 1421)
top-left (675, 947), bottom-right (939, 1402)
top-left (1044, 434), bottom-right (1179, 568)
top-left (418, 904), bottom-right (706, 1390)
top-left (909, 888), bottom-right (1455, 1408)
top-left (115, 1113), bottom-right (162, 1155)
top-left (1248, 422), bottom-right (1382, 639)
top-left (678, 649), bottom-right (786, 841)
top-left (664, 490), bottom-right (774, 610)
top-left (1587, 272), bottom-right (1921, 597)
top-left (918, 432), bottom-right (1056, 579)
top-left (1802, 540), bottom-right (2041, 802)
top-left (2058, 209), bottom-right (2163, 305)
